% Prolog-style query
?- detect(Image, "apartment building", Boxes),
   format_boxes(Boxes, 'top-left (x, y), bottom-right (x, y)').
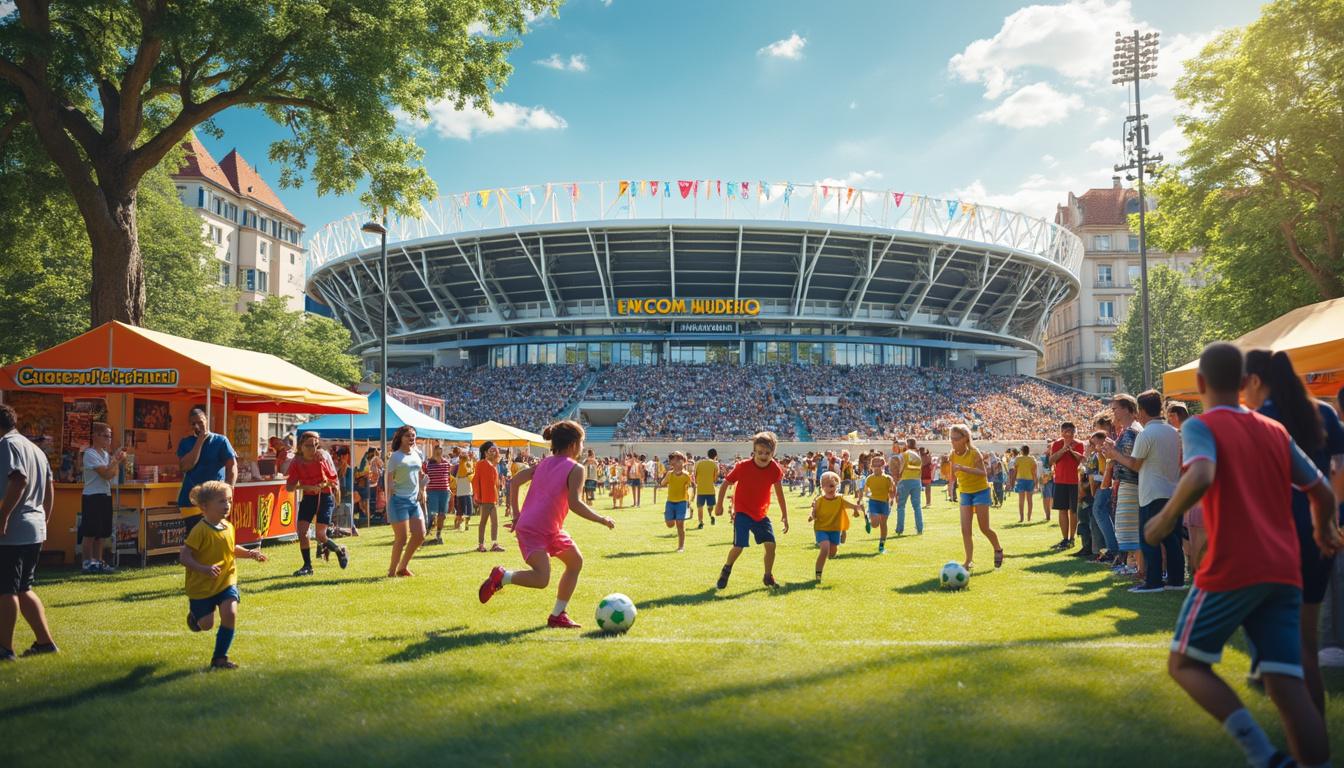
top-left (171, 135), bottom-right (307, 312)
top-left (1041, 177), bottom-right (1199, 395)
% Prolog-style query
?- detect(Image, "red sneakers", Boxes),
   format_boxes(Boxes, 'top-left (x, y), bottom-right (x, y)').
top-left (546, 612), bottom-right (581, 629)
top-left (479, 566), bottom-right (505, 604)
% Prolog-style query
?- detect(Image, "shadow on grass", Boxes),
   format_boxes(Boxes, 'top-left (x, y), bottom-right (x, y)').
top-left (892, 578), bottom-right (949, 595)
top-left (384, 626), bottom-right (545, 663)
top-left (604, 550), bottom-right (675, 560)
top-left (0, 664), bottom-right (194, 718)
top-left (253, 575), bottom-right (386, 593)
top-left (640, 587), bottom-right (766, 610)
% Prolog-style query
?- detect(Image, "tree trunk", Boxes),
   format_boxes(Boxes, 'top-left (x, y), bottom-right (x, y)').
top-left (85, 185), bottom-right (146, 327)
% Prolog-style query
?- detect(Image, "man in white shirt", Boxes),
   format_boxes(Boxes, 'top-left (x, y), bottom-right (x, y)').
top-left (81, 422), bottom-right (126, 574)
top-left (1106, 389), bottom-right (1183, 593)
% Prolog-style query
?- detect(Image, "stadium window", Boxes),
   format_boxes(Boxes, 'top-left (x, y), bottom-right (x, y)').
top-left (1093, 235), bottom-right (1111, 251)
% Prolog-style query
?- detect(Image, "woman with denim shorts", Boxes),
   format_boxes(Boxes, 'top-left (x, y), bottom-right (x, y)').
top-left (424, 444), bottom-right (453, 545)
top-left (385, 426), bottom-right (427, 578)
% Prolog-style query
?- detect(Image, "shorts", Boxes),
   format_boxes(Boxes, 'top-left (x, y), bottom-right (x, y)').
top-left (697, 493), bottom-right (717, 507)
top-left (627, 478), bottom-right (642, 488)
top-left (359, 485), bottom-right (379, 509)
top-left (960, 488), bottom-right (992, 507)
top-left (1014, 479), bottom-right (1035, 493)
top-left (584, 479), bottom-right (597, 492)
top-left (0, 543), bottom-right (41, 595)
top-left (455, 495), bottom-right (474, 517)
top-left (732, 513), bottom-right (776, 548)
top-left (665, 500), bottom-right (689, 522)
top-left (1295, 507), bottom-right (1335, 604)
top-left (388, 495), bottom-right (424, 524)
top-left (79, 493), bottom-right (114, 538)
top-left (815, 530), bottom-right (841, 546)
top-left (298, 493), bottom-right (334, 525)
top-left (867, 499), bottom-right (891, 518)
top-left (1172, 583), bottom-right (1303, 678)
top-left (188, 584), bottom-right (241, 620)
top-left (1052, 483), bottom-right (1079, 512)
top-left (426, 489), bottom-right (451, 516)
top-left (516, 527), bottom-right (575, 559)
top-left (476, 502), bottom-right (498, 520)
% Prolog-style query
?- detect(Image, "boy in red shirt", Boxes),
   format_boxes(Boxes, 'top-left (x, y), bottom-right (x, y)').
top-left (472, 441), bottom-right (504, 553)
top-left (1048, 422), bottom-right (1085, 551)
top-left (1144, 342), bottom-right (1341, 768)
top-left (714, 431), bottom-right (789, 590)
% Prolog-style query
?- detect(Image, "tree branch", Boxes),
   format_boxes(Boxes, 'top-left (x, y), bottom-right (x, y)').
top-left (1280, 217), bottom-right (1343, 299)
top-left (0, 109), bottom-right (28, 152)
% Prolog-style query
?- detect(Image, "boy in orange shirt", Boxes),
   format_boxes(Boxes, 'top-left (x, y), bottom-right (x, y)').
top-left (473, 441), bottom-right (504, 553)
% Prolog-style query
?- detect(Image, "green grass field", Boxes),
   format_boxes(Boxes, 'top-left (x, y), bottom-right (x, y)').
top-left (5, 488), bottom-right (1344, 767)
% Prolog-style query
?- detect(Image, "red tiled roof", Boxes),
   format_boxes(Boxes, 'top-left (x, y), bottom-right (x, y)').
top-left (174, 134), bottom-right (233, 193)
top-left (1074, 186), bottom-right (1138, 227)
top-left (173, 135), bottom-right (299, 224)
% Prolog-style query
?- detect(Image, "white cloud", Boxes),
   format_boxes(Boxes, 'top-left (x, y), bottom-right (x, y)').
top-left (758, 33), bottom-right (807, 60)
top-left (1150, 124), bottom-right (1189, 162)
top-left (400, 100), bottom-right (568, 141)
top-left (1088, 138), bottom-right (1121, 157)
top-left (1089, 106), bottom-right (1112, 126)
top-left (817, 170), bottom-right (883, 188)
top-left (977, 82), bottom-right (1083, 127)
top-left (1042, 154), bottom-right (1059, 168)
top-left (953, 175), bottom-right (1078, 219)
top-left (468, 8), bottom-right (545, 36)
top-left (949, 0), bottom-right (1136, 99)
top-left (536, 53), bottom-right (588, 72)
top-left (1153, 31), bottom-right (1218, 89)
top-left (0, 1), bottom-right (14, 16)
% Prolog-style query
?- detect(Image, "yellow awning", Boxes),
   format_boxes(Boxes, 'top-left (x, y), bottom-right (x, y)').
top-left (463, 420), bottom-right (549, 448)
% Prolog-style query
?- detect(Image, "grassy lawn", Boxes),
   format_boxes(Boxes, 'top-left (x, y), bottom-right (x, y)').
top-left (6, 487), bottom-right (1343, 767)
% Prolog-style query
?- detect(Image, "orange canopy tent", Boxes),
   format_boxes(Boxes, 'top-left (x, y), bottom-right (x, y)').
top-left (1162, 297), bottom-right (1344, 399)
top-left (0, 321), bottom-right (367, 414)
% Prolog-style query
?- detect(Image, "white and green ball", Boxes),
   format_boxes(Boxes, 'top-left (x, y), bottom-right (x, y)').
top-left (940, 561), bottom-right (970, 590)
top-left (596, 593), bottom-right (637, 633)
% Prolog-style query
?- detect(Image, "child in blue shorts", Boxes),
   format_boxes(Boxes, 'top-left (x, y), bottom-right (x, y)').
top-left (857, 455), bottom-right (895, 553)
top-left (660, 452), bottom-right (693, 552)
top-left (811, 471), bottom-right (863, 581)
top-left (180, 481), bottom-right (267, 670)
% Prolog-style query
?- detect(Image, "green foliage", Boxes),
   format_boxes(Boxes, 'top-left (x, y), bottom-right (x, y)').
top-left (1166, 0), bottom-right (1344, 302)
top-left (1114, 264), bottom-right (1206, 393)
top-left (237, 296), bottom-right (362, 386)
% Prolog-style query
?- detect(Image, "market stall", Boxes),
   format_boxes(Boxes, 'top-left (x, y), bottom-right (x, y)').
top-left (0, 321), bottom-right (367, 565)
top-left (1163, 297), bottom-right (1344, 399)
top-left (461, 420), bottom-right (547, 448)
top-left (295, 390), bottom-right (472, 442)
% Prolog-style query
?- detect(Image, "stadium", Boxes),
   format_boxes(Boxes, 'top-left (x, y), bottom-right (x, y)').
top-left (306, 180), bottom-right (1095, 443)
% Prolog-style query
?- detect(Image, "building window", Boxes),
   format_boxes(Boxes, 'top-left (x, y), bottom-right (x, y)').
top-left (1100, 336), bottom-right (1115, 360)
top-left (244, 269), bottom-right (256, 291)
top-left (1098, 301), bottom-right (1115, 322)
top-left (1100, 376), bottom-right (1116, 395)
top-left (1096, 264), bottom-right (1113, 286)
top-left (1093, 235), bottom-right (1111, 251)
top-left (259, 241), bottom-right (268, 256)
top-left (197, 187), bottom-right (205, 207)
top-left (219, 263), bottom-right (230, 286)
top-left (1127, 264), bottom-right (1141, 286)
top-left (1128, 234), bottom-right (1139, 251)
top-left (289, 253), bottom-right (295, 265)
top-left (258, 271), bottom-right (268, 292)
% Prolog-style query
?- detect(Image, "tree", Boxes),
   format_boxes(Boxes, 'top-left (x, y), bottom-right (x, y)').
top-left (237, 296), bottom-right (361, 386)
top-left (1114, 265), bottom-right (1206, 393)
top-left (0, 0), bottom-right (556, 327)
top-left (1168, 0), bottom-right (1344, 301)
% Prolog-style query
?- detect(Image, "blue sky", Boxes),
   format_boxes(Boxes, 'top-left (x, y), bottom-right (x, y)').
top-left (205, 0), bottom-right (1264, 239)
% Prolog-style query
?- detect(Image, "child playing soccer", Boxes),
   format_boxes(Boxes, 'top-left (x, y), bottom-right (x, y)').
top-left (180, 481), bottom-right (267, 670)
top-left (660, 451), bottom-right (693, 551)
top-left (479, 420), bottom-right (615, 628)
top-left (694, 449), bottom-right (720, 529)
top-left (714, 431), bottom-right (789, 590)
top-left (858, 455), bottom-right (895, 553)
top-left (811, 471), bottom-right (864, 581)
top-left (1143, 343), bottom-right (1341, 768)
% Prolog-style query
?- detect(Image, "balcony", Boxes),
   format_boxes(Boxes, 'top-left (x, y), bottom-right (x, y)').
top-left (1093, 279), bottom-right (1115, 288)
top-left (1096, 316), bottom-right (1120, 326)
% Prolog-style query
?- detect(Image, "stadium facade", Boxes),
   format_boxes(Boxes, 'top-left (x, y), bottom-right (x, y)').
top-left (306, 181), bottom-right (1084, 375)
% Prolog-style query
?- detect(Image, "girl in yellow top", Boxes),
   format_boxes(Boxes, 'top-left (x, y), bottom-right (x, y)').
top-left (950, 425), bottom-right (1003, 570)
top-left (660, 452), bottom-right (693, 552)
top-left (858, 455), bottom-right (896, 554)
top-left (180, 481), bottom-right (267, 670)
top-left (810, 471), bottom-right (864, 581)
top-left (1013, 445), bottom-right (1039, 523)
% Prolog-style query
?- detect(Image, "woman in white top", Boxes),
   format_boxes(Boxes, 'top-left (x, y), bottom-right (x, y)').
top-left (385, 426), bottom-right (427, 577)
top-left (81, 422), bottom-right (126, 573)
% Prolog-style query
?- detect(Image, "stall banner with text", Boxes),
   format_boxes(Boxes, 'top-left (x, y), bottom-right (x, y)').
top-left (229, 484), bottom-right (297, 545)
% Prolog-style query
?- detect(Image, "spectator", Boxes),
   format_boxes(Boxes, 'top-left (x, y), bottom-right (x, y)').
top-left (0, 403), bottom-right (58, 661)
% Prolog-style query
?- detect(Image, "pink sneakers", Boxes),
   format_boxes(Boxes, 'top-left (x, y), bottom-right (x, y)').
top-left (546, 612), bottom-right (581, 629)
top-left (479, 566), bottom-right (505, 604)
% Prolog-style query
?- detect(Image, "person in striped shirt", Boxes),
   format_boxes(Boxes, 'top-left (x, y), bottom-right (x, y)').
top-left (424, 444), bottom-right (453, 546)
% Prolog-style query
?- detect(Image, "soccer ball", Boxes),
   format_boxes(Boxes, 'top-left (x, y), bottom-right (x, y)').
top-left (595, 593), bottom-right (637, 633)
top-left (940, 561), bottom-right (970, 590)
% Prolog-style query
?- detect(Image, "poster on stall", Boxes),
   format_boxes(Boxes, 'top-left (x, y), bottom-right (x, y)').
top-left (229, 483), bottom-right (298, 545)
top-left (114, 507), bottom-right (140, 557)
top-left (61, 398), bottom-right (108, 482)
top-left (6, 391), bottom-right (62, 466)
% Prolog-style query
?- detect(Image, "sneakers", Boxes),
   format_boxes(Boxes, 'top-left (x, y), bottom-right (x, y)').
top-left (81, 561), bottom-right (97, 574)
top-left (20, 642), bottom-right (59, 657)
top-left (763, 575), bottom-right (780, 589)
top-left (878, 544), bottom-right (886, 555)
top-left (716, 566), bottom-right (732, 590)
top-left (1128, 584), bottom-right (1165, 594)
top-left (1319, 646), bottom-right (1344, 668)
top-left (293, 566), bottom-right (314, 577)
top-left (187, 612), bottom-right (202, 633)
top-left (697, 522), bottom-right (704, 530)
top-left (96, 561), bottom-right (117, 574)
top-left (1164, 584), bottom-right (1189, 591)
top-left (210, 656), bottom-right (239, 670)
top-left (0, 648), bottom-right (14, 662)
top-left (425, 536), bottom-right (442, 546)
top-left (479, 566), bottom-right (505, 604)
top-left (335, 546), bottom-right (349, 570)
top-left (546, 612), bottom-right (581, 629)
top-left (709, 515), bottom-right (715, 526)
top-left (864, 517), bottom-right (872, 534)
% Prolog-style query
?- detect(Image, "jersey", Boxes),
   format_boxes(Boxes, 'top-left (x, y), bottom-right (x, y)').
top-left (694, 459), bottom-right (719, 495)
top-left (665, 472), bottom-right (692, 503)
top-left (184, 519), bottom-right (236, 599)
top-left (813, 496), bottom-right (848, 531)
top-left (865, 473), bottom-right (893, 501)
top-left (951, 448), bottom-right (989, 493)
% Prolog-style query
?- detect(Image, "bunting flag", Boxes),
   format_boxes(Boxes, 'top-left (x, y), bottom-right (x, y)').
top-left (543, 183), bottom-right (552, 200)
top-left (716, 180), bottom-right (722, 196)
top-left (678, 180), bottom-right (694, 198)
top-left (893, 192), bottom-right (905, 207)
top-left (740, 181), bottom-right (749, 199)
top-left (947, 200), bottom-right (958, 220)
top-left (783, 182), bottom-right (795, 203)
top-left (663, 181), bottom-right (671, 197)
top-left (760, 181), bottom-right (771, 201)
top-left (515, 192), bottom-right (524, 208)
top-left (479, 190), bottom-right (491, 207)
top-left (618, 180), bottom-right (629, 197)
top-left (650, 180), bottom-right (659, 196)
top-left (821, 185), bottom-right (831, 199)
top-left (845, 187), bottom-right (855, 204)
top-left (570, 183), bottom-right (580, 201)
top-left (461, 192), bottom-right (470, 207)
top-left (961, 202), bottom-right (976, 219)
top-left (526, 186), bottom-right (536, 205)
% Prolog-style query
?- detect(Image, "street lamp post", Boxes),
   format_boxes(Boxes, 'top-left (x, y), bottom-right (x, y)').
top-left (361, 219), bottom-right (389, 460)
top-left (1113, 29), bottom-right (1163, 390)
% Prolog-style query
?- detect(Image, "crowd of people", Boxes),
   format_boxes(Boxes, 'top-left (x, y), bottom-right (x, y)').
top-left (389, 364), bottom-right (588, 432)
top-left (586, 364), bottom-right (796, 440)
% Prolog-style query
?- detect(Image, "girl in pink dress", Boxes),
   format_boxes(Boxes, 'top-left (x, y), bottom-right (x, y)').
top-left (478, 420), bottom-right (615, 628)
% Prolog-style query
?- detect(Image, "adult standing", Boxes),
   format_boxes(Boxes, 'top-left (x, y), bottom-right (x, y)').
top-left (386, 426), bottom-right (427, 577)
top-left (285, 431), bottom-right (348, 576)
top-left (334, 446), bottom-right (359, 537)
top-left (1106, 394), bottom-right (1143, 575)
top-left (0, 404), bottom-right (58, 660)
top-left (894, 438), bottom-right (923, 535)
top-left (1105, 391), bottom-right (1182, 593)
top-left (176, 406), bottom-right (237, 531)
top-left (356, 447), bottom-right (384, 525)
top-left (423, 444), bottom-right (453, 545)
top-left (81, 422), bottom-right (126, 573)
top-left (920, 447), bottom-right (933, 506)
top-left (626, 453), bottom-right (644, 507)
top-left (1048, 423), bottom-right (1085, 551)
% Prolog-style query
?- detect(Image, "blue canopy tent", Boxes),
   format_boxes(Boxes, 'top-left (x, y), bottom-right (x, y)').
top-left (296, 390), bottom-right (472, 442)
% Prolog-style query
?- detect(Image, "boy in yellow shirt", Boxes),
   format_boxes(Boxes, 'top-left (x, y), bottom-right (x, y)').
top-left (811, 471), bottom-right (864, 580)
top-left (661, 452), bottom-right (694, 552)
top-left (858, 455), bottom-right (896, 554)
top-left (693, 449), bottom-right (720, 529)
top-left (181, 481), bottom-right (267, 670)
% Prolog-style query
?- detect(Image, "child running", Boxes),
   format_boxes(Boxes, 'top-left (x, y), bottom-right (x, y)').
top-left (714, 431), bottom-right (789, 590)
top-left (811, 471), bottom-right (864, 581)
top-left (1142, 342), bottom-right (1341, 768)
top-left (660, 451), bottom-right (693, 551)
top-left (694, 449), bottom-right (720, 529)
top-left (858, 455), bottom-right (895, 553)
top-left (1013, 446), bottom-right (1037, 523)
top-left (478, 420), bottom-right (615, 629)
top-left (181, 481), bottom-right (267, 670)
top-left (950, 424), bottom-right (1003, 571)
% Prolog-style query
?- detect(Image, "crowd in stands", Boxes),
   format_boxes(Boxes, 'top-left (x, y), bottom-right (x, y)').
top-left (389, 362), bottom-right (1103, 441)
